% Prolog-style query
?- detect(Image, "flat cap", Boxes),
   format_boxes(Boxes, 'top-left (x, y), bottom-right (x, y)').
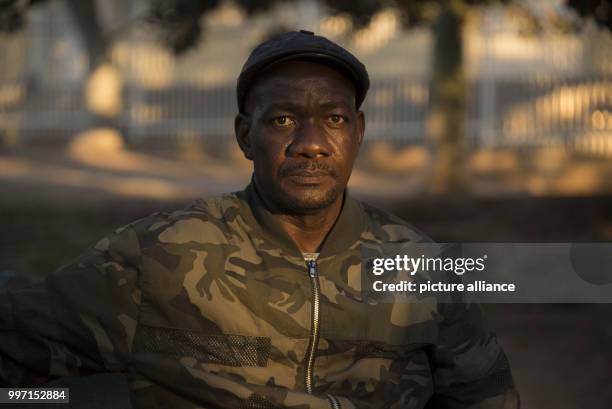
top-left (237, 30), bottom-right (370, 112)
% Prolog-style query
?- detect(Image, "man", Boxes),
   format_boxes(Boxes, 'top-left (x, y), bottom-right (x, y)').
top-left (0, 31), bottom-right (519, 408)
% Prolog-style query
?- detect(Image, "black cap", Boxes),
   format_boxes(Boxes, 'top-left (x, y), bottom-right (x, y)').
top-left (237, 30), bottom-right (370, 112)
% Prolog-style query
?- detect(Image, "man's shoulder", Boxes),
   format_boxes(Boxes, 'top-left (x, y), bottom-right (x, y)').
top-left (355, 198), bottom-right (431, 244)
top-left (112, 193), bottom-right (244, 248)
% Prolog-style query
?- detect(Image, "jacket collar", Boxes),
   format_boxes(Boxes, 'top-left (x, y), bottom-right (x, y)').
top-left (236, 180), bottom-right (366, 259)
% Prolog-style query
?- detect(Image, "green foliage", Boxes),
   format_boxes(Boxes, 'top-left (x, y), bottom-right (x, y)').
top-left (149, 0), bottom-right (221, 54)
top-left (0, 0), bottom-right (24, 32)
top-left (567, 0), bottom-right (611, 30)
top-left (149, 0), bottom-right (286, 53)
top-left (321, 0), bottom-right (516, 29)
top-left (321, 0), bottom-right (386, 28)
top-left (1, 0), bottom-right (610, 55)
top-left (0, 0), bottom-right (45, 33)
top-left (321, 0), bottom-right (609, 34)
top-left (0, 0), bottom-right (284, 54)
top-left (234, 0), bottom-right (285, 16)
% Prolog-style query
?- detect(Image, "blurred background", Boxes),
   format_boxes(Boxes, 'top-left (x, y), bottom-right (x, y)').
top-left (0, 0), bottom-right (611, 408)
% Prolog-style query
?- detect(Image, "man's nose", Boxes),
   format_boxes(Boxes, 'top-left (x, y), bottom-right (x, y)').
top-left (287, 119), bottom-right (331, 159)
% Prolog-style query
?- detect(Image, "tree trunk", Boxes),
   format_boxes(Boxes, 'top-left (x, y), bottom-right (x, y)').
top-left (64, 0), bottom-right (122, 129)
top-left (426, 3), bottom-right (466, 194)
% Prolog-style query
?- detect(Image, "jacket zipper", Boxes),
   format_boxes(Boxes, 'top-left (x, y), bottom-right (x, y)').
top-left (303, 254), bottom-right (342, 409)
top-left (304, 256), bottom-right (321, 395)
top-left (327, 394), bottom-right (342, 409)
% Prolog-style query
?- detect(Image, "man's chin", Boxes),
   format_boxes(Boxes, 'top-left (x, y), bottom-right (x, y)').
top-left (278, 186), bottom-right (342, 214)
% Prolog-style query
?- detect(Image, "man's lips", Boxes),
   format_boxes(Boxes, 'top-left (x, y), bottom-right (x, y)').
top-left (279, 162), bottom-right (338, 185)
top-left (288, 171), bottom-right (330, 177)
top-left (285, 172), bottom-right (332, 185)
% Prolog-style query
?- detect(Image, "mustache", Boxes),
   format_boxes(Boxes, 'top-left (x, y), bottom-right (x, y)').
top-left (279, 161), bottom-right (338, 179)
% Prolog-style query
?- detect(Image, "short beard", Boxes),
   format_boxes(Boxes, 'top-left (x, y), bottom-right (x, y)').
top-left (278, 182), bottom-right (342, 214)
top-left (275, 161), bottom-right (343, 214)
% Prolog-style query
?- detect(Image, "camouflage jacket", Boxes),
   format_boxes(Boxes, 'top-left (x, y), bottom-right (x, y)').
top-left (1, 183), bottom-right (519, 409)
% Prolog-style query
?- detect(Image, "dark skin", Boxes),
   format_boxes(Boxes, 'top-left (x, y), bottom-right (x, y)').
top-left (235, 61), bottom-right (365, 253)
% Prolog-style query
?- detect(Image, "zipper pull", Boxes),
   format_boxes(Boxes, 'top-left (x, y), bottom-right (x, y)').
top-left (307, 260), bottom-right (317, 277)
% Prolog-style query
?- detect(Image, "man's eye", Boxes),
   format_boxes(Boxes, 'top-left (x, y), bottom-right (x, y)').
top-left (327, 115), bottom-right (345, 125)
top-left (272, 116), bottom-right (295, 127)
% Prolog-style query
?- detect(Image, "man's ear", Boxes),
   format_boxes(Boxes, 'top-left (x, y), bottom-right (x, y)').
top-left (235, 113), bottom-right (253, 160)
top-left (356, 110), bottom-right (365, 147)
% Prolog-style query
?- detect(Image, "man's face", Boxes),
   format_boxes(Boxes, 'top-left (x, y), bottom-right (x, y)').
top-left (235, 60), bottom-right (365, 214)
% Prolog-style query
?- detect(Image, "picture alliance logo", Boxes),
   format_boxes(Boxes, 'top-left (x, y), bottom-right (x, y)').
top-left (371, 254), bottom-right (488, 276)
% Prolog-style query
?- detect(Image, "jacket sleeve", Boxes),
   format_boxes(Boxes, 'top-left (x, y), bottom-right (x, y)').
top-left (426, 302), bottom-right (520, 409)
top-left (0, 223), bottom-right (143, 386)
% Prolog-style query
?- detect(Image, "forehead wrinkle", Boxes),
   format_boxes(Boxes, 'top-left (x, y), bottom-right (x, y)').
top-left (250, 79), bottom-right (355, 116)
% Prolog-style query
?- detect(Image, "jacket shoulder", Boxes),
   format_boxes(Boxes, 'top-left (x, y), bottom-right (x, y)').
top-left (358, 200), bottom-right (432, 244)
top-left (115, 193), bottom-right (243, 248)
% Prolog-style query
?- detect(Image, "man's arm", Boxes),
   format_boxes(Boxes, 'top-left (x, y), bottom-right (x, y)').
top-left (0, 223), bottom-right (143, 386)
top-left (427, 302), bottom-right (520, 409)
